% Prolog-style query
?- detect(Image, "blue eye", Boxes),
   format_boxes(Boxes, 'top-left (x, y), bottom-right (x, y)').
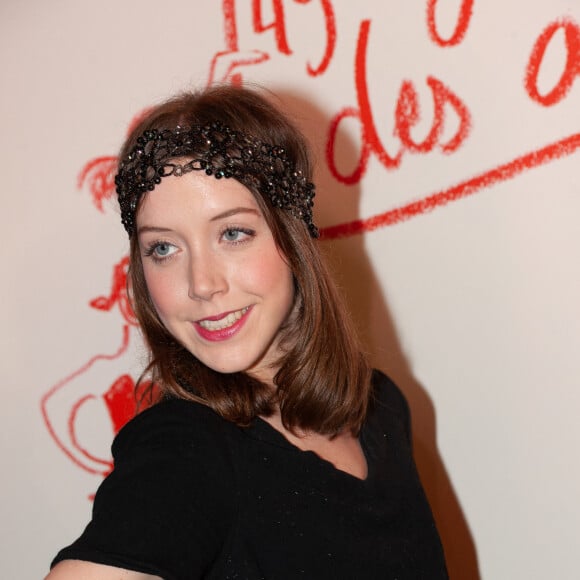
top-left (144, 241), bottom-right (177, 262)
top-left (221, 227), bottom-right (255, 243)
top-left (223, 229), bottom-right (242, 242)
top-left (153, 242), bottom-right (173, 256)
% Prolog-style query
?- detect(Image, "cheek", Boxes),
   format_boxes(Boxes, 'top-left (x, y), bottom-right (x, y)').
top-left (252, 250), bottom-right (294, 302)
top-left (142, 266), bottom-right (181, 320)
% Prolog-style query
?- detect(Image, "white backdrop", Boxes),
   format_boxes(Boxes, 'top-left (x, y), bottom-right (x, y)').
top-left (1, 1), bottom-right (579, 578)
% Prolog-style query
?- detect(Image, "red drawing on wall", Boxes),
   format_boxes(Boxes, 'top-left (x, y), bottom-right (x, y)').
top-left (326, 19), bottom-right (472, 185)
top-left (208, 0), bottom-right (336, 84)
top-left (320, 12), bottom-right (580, 239)
top-left (41, 2), bottom-right (580, 485)
top-left (426, 0), bottom-right (474, 47)
top-left (40, 258), bottom-right (143, 477)
top-left (525, 17), bottom-right (580, 106)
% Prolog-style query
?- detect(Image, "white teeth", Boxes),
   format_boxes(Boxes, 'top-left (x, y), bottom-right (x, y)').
top-left (198, 307), bottom-right (249, 331)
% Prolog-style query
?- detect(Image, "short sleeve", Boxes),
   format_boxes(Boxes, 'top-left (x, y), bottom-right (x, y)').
top-left (51, 400), bottom-right (238, 580)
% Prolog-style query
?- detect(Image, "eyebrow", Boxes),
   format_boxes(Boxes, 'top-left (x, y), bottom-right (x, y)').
top-left (209, 207), bottom-right (261, 222)
top-left (137, 225), bottom-right (174, 236)
top-left (137, 207), bottom-right (260, 236)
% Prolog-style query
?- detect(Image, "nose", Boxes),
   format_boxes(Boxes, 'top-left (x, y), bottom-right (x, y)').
top-left (187, 251), bottom-right (227, 301)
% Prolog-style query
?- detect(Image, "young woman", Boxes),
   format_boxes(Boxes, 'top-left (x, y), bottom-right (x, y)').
top-left (47, 85), bottom-right (448, 579)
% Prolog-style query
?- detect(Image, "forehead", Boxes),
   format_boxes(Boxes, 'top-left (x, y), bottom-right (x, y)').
top-left (136, 172), bottom-right (261, 222)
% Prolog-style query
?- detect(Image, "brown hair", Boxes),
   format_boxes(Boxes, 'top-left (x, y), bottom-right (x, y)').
top-left (122, 84), bottom-right (372, 436)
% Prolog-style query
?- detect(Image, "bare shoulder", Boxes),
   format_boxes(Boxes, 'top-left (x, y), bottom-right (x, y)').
top-left (45, 560), bottom-right (162, 580)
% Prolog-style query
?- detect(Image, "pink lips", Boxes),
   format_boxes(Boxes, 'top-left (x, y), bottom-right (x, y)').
top-left (193, 306), bottom-right (252, 342)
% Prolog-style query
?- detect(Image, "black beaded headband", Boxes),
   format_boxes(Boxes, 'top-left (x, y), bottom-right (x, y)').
top-left (114, 121), bottom-right (318, 237)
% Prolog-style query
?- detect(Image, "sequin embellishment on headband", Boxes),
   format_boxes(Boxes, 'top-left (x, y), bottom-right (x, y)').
top-left (114, 122), bottom-right (318, 237)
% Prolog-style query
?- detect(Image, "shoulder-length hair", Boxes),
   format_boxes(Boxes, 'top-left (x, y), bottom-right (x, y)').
top-left (121, 84), bottom-right (372, 436)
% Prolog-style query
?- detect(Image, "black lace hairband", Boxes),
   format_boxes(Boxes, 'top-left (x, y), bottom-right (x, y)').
top-left (114, 121), bottom-right (318, 238)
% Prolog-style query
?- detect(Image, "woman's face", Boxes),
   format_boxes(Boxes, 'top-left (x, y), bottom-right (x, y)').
top-left (136, 172), bottom-right (295, 384)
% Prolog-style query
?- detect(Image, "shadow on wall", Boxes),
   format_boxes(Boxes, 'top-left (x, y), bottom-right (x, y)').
top-left (277, 87), bottom-right (481, 580)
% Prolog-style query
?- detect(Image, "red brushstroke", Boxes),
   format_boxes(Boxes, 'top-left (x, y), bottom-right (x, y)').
top-left (320, 131), bottom-right (580, 239)
top-left (253, 0), bottom-right (292, 54)
top-left (77, 156), bottom-right (117, 212)
top-left (41, 324), bottom-right (156, 477)
top-left (213, 0), bottom-right (335, 83)
top-left (103, 374), bottom-right (146, 434)
top-left (213, 0), bottom-right (262, 85)
top-left (41, 326), bottom-right (133, 476)
top-left (89, 256), bottom-right (137, 327)
top-left (427, 0), bottom-right (474, 47)
top-left (293, 0), bottom-right (337, 76)
top-left (223, 0), bottom-right (238, 51)
top-left (326, 20), bottom-right (401, 185)
top-left (326, 19), bottom-right (471, 184)
top-left (41, 252), bottom-right (155, 478)
top-left (207, 49), bottom-right (270, 86)
top-left (525, 18), bottom-right (580, 107)
top-left (395, 76), bottom-right (471, 154)
top-left (77, 110), bottom-right (152, 211)
top-left (68, 394), bottom-right (111, 470)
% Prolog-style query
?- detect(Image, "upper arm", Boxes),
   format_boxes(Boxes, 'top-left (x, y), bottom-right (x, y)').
top-left (46, 559), bottom-right (162, 580)
top-left (50, 401), bottom-right (238, 579)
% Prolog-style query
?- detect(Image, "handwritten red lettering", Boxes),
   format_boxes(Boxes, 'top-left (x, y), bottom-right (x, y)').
top-left (326, 19), bottom-right (471, 184)
top-left (253, 0), bottom-right (292, 54)
top-left (327, 20), bottom-right (402, 185)
top-left (293, 0), bottom-right (336, 76)
top-left (208, 49), bottom-right (270, 86)
top-left (218, 0), bottom-right (246, 85)
top-left (320, 132), bottom-right (580, 239)
top-left (427, 0), bottom-right (474, 47)
top-left (525, 18), bottom-right (580, 106)
top-left (395, 76), bottom-right (471, 154)
top-left (223, 0), bottom-right (238, 50)
top-left (219, 0), bottom-right (335, 80)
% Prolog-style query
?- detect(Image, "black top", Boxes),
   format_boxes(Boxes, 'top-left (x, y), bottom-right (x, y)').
top-left (52, 370), bottom-right (448, 579)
